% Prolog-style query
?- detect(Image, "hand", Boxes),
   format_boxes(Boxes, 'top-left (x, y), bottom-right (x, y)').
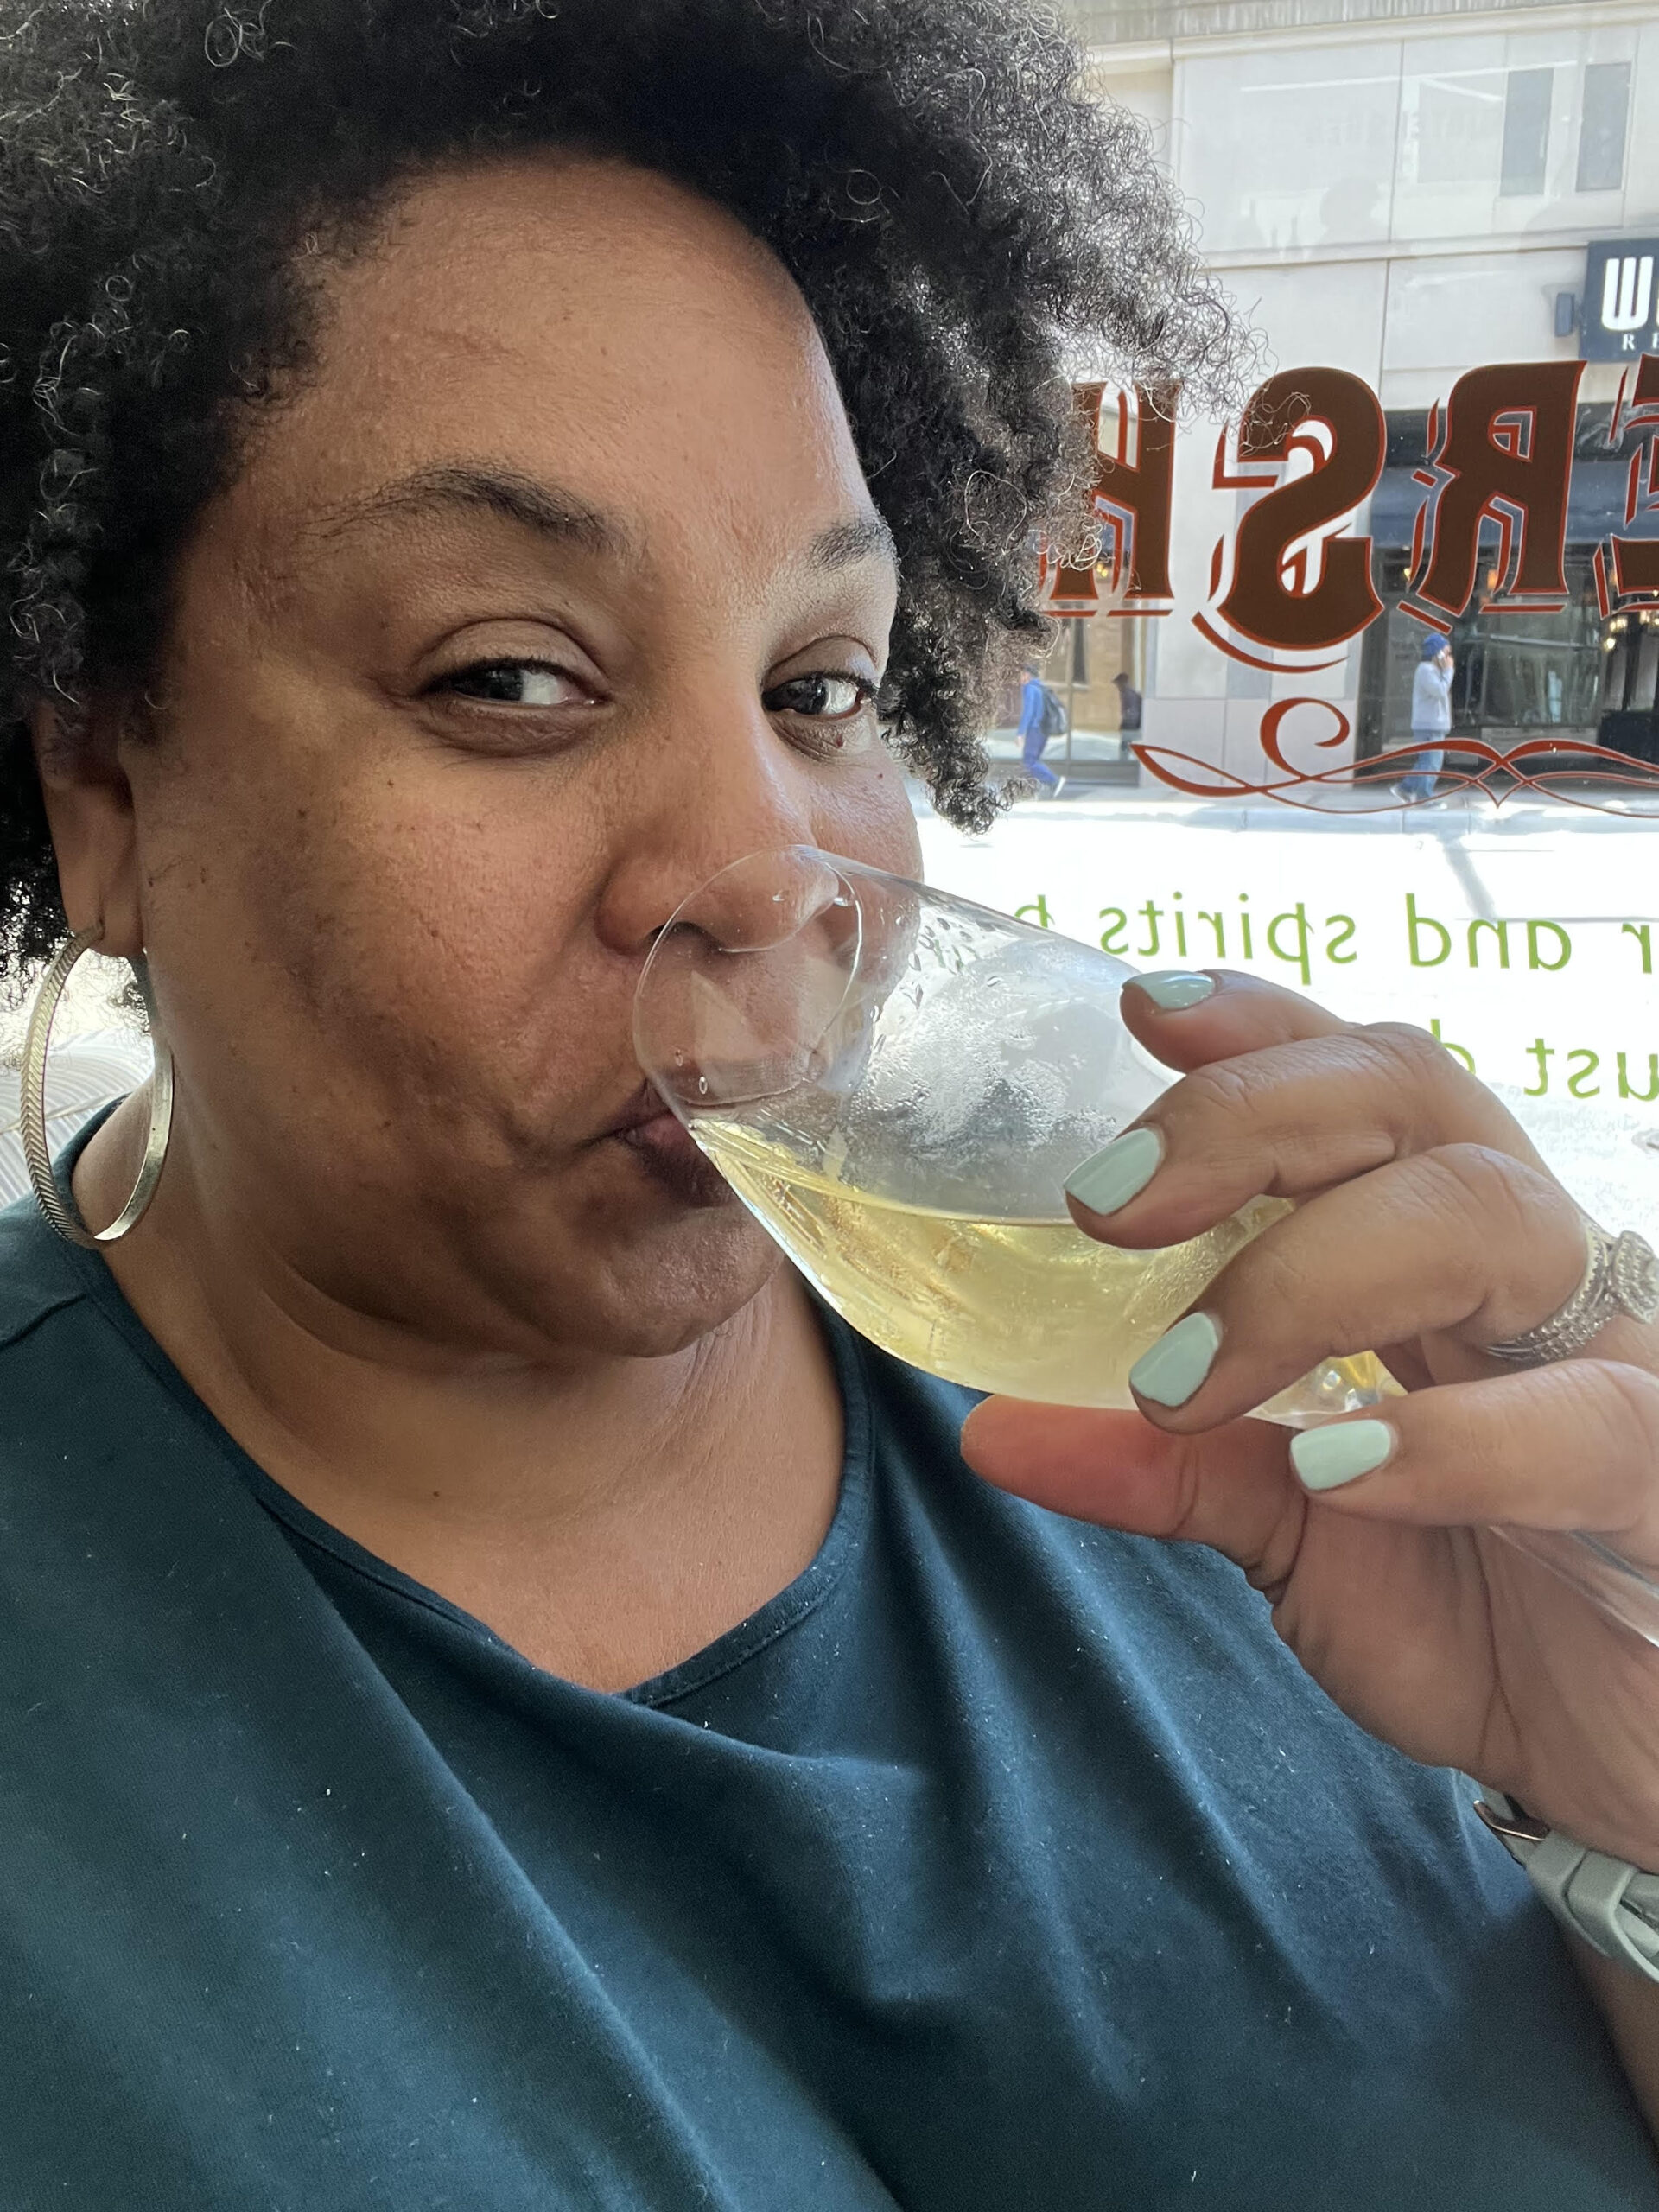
top-left (959, 972), bottom-right (1659, 1866)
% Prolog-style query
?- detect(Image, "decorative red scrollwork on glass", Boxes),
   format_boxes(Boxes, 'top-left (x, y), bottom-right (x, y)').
top-left (1131, 701), bottom-right (1659, 814)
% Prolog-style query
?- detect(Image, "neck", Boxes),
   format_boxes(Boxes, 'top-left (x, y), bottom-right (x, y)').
top-left (75, 1094), bottom-right (845, 1689)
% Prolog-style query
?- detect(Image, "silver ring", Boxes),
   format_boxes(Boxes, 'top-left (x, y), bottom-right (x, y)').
top-left (1484, 1216), bottom-right (1659, 1368)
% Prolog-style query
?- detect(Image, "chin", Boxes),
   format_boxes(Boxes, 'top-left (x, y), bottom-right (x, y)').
top-left (590, 1256), bottom-right (786, 1361)
top-left (520, 1194), bottom-right (787, 1363)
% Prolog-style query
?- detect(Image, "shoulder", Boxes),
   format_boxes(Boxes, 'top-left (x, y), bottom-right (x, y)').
top-left (0, 1195), bottom-right (89, 1354)
top-left (0, 1200), bottom-right (130, 1506)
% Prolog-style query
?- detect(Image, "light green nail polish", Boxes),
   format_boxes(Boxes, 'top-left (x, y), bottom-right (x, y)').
top-left (1065, 1125), bottom-right (1164, 1217)
top-left (1290, 1419), bottom-right (1395, 1492)
top-left (1134, 971), bottom-right (1217, 1012)
top-left (1128, 1312), bottom-right (1221, 1408)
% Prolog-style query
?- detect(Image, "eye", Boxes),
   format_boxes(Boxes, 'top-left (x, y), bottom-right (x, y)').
top-left (434, 660), bottom-right (588, 708)
top-left (762, 672), bottom-right (874, 721)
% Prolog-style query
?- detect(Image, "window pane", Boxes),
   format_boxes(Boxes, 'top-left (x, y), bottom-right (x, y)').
top-left (1417, 73), bottom-right (1503, 188)
top-left (1578, 59), bottom-right (1631, 192)
top-left (1498, 67), bottom-right (1551, 196)
top-left (1033, 0), bottom-right (1659, 1233)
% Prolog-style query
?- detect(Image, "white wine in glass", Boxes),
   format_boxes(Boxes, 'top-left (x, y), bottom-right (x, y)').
top-left (693, 1121), bottom-right (1393, 1421)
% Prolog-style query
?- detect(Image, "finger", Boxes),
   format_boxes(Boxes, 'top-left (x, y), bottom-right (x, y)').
top-left (1121, 1141), bottom-right (1589, 1430)
top-left (1065, 1020), bottom-right (1546, 1252)
top-left (1280, 1362), bottom-right (1659, 1565)
top-left (1117, 967), bottom-right (1346, 1073)
top-left (959, 1397), bottom-right (1302, 1591)
top-left (963, 1367), bottom-right (1659, 1601)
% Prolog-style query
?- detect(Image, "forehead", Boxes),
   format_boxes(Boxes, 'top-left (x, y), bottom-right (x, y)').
top-left (226, 155), bottom-right (872, 587)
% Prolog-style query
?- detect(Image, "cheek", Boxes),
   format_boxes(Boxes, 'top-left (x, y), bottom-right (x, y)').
top-left (137, 722), bottom-right (617, 1129)
top-left (811, 756), bottom-right (923, 881)
top-left (274, 775), bottom-right (615, 1092)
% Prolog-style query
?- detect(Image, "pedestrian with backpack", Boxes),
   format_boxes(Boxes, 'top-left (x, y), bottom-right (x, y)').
top-left (1019, 660), bottom-right (1065, 795)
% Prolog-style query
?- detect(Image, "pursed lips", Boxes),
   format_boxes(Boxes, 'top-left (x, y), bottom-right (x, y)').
top-left (599, 1082), bottom-right (733, 1206)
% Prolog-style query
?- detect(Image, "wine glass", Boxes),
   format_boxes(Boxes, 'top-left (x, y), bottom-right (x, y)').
top-left (633, 846), bottom-right (1659, 1645)
top-left (633, 846), bottom-right (1392, 1424)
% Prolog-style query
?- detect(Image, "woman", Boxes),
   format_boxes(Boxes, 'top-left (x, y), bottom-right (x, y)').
top-left (2, 3), bottom-right (1657, 2204)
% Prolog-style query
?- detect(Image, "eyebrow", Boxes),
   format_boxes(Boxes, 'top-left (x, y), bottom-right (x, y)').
top-left (809, 513), bottom-right (898, 574)
top-left (313, 462), bottom-right (896, 576)
top-left (312, 465), bottom-right (638, 562)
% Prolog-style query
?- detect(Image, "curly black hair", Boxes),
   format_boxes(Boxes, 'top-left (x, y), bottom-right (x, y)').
top-left (0, 0), bottom-right (1241, 973)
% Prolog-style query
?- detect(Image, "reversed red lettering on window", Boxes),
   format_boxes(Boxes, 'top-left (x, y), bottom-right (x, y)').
top-left (1195, 366), bottom-right (1385, 670)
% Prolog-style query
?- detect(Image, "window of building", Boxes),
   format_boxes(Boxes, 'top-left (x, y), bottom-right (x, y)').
top-left (1416, 74), bottom-right (1503, 188)
top-left (1498, 67), bottom-right (1552, 195)
top-left (1578, 60), bottom-right (1632, 192)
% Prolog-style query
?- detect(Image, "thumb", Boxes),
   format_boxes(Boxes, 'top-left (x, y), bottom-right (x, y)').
top-left (959, 1398), bottom-right (1304, 1587)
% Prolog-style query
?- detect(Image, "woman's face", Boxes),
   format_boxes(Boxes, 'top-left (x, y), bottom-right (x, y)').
top-left (80, 156), bottom-right (919, 1360)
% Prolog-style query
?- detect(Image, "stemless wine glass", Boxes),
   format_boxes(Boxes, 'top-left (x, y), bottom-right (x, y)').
top-left (634, 845), bottom-right (1393, 1425)
top-left (634, 845), bottom-right (1659, 1645)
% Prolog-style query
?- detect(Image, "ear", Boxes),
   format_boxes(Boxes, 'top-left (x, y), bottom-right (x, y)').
top-left (29, 700), bottom-right (144, 961)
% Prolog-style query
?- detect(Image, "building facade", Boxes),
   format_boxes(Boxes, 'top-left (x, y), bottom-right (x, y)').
top-left (1048, 0), bottom-right (1659, 787)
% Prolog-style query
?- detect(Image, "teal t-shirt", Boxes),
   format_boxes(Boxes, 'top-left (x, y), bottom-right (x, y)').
top-left (0, 1179), bottom-right (1655, 2209)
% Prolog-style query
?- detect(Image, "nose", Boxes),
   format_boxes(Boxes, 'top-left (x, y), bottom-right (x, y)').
top-left (593, 683), bottom-right (829, 963)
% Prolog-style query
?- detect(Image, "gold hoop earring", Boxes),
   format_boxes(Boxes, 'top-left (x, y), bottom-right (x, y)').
top-left (19, 928), bottom-right (175, 1249)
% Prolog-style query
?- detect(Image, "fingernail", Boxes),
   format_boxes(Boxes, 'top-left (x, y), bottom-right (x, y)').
top-left (1128, 1312), bottom-right (1221, 1408)
top-left (1133, 971), bottom-right (1217, 1012)
top-left (1290, 1419), bottom-right (1395, 1492)
top-left (1065, 1126), bottom-right (1164, 1217)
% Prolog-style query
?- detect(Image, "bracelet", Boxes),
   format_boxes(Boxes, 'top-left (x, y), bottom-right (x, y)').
top-left (1475, 1792), bottom-right (1659, 1982)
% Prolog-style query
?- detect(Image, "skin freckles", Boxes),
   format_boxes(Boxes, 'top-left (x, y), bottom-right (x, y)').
top-left (35, 154), bottom-right (918, 1688)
